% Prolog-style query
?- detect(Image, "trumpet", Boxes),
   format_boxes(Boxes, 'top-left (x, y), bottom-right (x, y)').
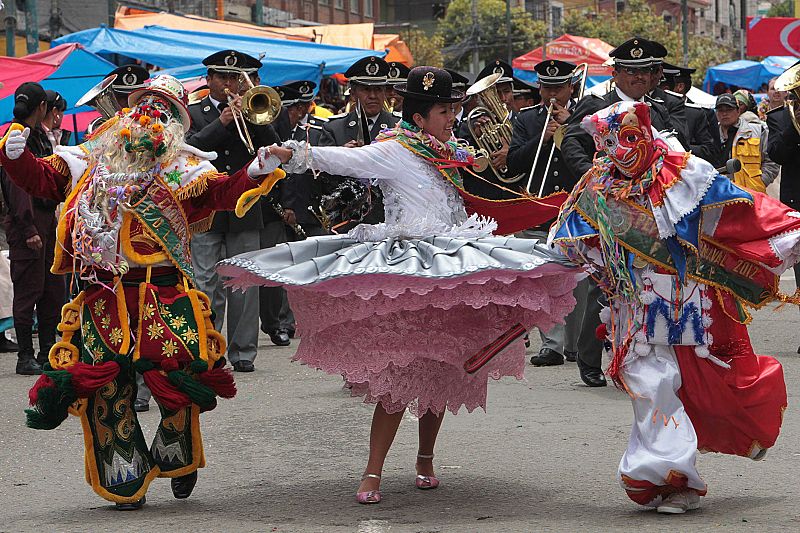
top-left (225, 71), bottom-right (282, 155)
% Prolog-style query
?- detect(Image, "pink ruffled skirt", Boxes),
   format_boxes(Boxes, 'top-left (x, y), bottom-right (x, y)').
top-left (219, 235), bottom-right (581, 416)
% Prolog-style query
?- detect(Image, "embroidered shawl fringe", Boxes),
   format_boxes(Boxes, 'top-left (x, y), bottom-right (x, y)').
top-left (176, 171), bottom-right (221, 200)
top-left (189, 215), bottom-right (215, 233)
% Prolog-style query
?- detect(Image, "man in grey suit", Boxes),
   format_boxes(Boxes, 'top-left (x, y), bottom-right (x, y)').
top-left (185, 50), bottom-right (281, 372)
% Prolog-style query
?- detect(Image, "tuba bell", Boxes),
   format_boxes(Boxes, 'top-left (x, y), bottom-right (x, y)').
top-left (465, 72), bottom-right (524, 183)
top-left (76, 74), bottom-right (122, 120)
top-left (775, 62), bottom-right (800, 134)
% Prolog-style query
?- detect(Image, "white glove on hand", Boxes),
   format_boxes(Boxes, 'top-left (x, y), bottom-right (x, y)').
top-left (247, 146), bottom-right (281, 178)
top-left (4, 127), bottom-right (29, 160)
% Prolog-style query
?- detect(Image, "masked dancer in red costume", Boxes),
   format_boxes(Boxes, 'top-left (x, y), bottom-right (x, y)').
top-left (551, 100), bottom-right (800, 514)
top-left (0, 75), bottom-right (284, 509)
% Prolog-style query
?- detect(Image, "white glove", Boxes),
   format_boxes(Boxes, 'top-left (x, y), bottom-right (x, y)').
top-left (4, 127), bottom-right (29, 160)
top-left (246, 146), bottom-right (281, 177)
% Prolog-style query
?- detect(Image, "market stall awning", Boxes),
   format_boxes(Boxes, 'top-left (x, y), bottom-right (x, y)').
top-left (53, 25), bottom-right (385, 87)
top-left (702, 56), bottom-right (797, 93)
top-left (512, 34), bottom-right (614, 78)
top-left (0, 43), bottom-right (116, 127)
top-left (114, 8), bottom-right (413, 66)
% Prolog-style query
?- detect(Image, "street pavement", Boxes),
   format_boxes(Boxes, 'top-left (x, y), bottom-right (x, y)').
top-left (2, 284), bottom-right (800, 532)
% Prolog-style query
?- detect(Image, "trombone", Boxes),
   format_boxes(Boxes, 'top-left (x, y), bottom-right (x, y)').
top-left (225, 70), bottom-right (282, 155)
top-left (525, 63), bottom-right (589, 196)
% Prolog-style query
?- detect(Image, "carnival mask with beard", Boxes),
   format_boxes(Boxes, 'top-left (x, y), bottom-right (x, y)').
top-left (93, 94), bottom-right (185, 174)
top-left (581, 101), bottom-right (656, 178)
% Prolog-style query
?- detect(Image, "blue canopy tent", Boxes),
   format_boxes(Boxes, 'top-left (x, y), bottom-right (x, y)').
top-left (703, 56), bottom-right (797, 93)
top-left (0, 44), bottom-right (117, 137)
top-left (53, 25), bottom-right (385, 88)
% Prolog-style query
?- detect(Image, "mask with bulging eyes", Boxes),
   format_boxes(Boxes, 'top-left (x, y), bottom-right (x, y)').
top-left (582, 101), bottom-right (655, 178)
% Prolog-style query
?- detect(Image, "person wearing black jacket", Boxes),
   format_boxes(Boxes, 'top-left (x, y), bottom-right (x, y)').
top-left (186, 50), bottom-right (281, 372)
top-left (560, 37), bottom-right (677, 387)
top-left (767, 98), bottom-right (800, 352)
top-left (660, 63), bottom-right (720, 165)
top-left (507, 59), bottom-right (580, 366)
top-left (317, 56), bottom-right (399, 230)
top-left (0, 82), bottom-right (65, 375)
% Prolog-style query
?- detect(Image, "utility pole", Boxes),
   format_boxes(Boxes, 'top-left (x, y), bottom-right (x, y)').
top-left (25, 0), bottom-right (38, 53)
top-left (255, 0), bottom-right (264, 26)
top-left (471, 0), bottom-right (479, 76)
top-left (217, 0), bottom-right (225, 21)
top-left (108, 0), bottom-right (115, 27)
top-left (681, 0), bottom-right (688, 66)
top-left (5, 0), bottom-right (16, 56)
top-left (739, 0), bottom-right (745, 60)
top-left (50, 0), bottom-right (61, 44)
top-left (506, 0), bottom-right (512, 63)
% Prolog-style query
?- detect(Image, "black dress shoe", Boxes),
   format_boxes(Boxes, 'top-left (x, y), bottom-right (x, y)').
top-left (16, 358), bottom-right (42, 376)
top-left (232, 360), bottom-right (255, 372)
top-left (530, 348), bottom-right (564, 366)
top-left (0, 334), bottom-right (19, 353)
top-left (576, 357), bottom-right (607, 387)
top-left (115, 496), bottom-right (146, 510)
top-left (564, 350), bottom-right (578, 362)
top-left (171, 471), bottom-right (198, 499)
top-left (134, 398), bottom-right (150, 412)
top-left (287, 328), bottom-right (296, 339)
top-left (269, 329), bottom-right (291, 346)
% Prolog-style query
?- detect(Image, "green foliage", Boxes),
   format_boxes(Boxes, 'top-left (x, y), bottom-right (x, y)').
top-left (401, 28), bottom-right (444, 68)
top-left (560, 0), bottom-right (735, 87)
top-left (436, 0), bottom-right (547, 71)
top-left (767, 0), bottom-right (793, 17)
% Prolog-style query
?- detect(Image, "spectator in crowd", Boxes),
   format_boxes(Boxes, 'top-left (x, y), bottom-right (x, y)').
top-left (715, 93), bottom-right (778, 194)
top-left (41, 90), bottom-right (69, 150)
top-left (0, 82), bottom-right (65, 375)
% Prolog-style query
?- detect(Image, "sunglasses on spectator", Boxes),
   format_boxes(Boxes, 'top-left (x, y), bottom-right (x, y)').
top-left (618, 66), bottom-right (660, 76)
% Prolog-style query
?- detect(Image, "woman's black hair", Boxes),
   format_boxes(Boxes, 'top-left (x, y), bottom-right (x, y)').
top-left (401, 97), bottom-right (437, 125)
top-left (46, 90), bottom-right (67, 113)
top-left (13, 82), bottom-right (47, 121)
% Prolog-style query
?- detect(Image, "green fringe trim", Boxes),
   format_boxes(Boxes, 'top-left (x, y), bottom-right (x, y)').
top-left (188, 360), bottom-right (208, 374)
top-left (25, 371), bottom-right (78, 430)
top-left (167, 370), bottom-right (216, 409)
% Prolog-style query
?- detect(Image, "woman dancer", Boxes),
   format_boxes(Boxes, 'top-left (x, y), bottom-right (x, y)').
top-left (218, 67), bottom-right (582, 504)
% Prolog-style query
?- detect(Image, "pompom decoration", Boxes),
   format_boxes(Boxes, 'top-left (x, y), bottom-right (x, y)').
top-left (639, 289), bottom-right (657, 305)
top-left (152, 123), bottom-right (164, 133)
top-left (161, 357), bottom-right (180, 372)
top-left (119, 128), bottom-right (131, 140)
top-left (595, 323), bottom-right (608, 340)
top-left (139, 115), bottom-right (152, 126)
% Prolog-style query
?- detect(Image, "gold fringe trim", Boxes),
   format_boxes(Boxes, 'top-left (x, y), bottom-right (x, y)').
top-left (189, 215), bottom-right (215, 234)
top-left (176, 170), bottom-right (221, 200)
top-left (42, 154), bottom-right (70, 177)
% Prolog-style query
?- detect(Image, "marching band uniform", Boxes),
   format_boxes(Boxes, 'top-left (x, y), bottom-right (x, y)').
top-left (0, 75), bottom-right (284, 506)
top-left (186, 50), bottom-right (282, 368)
top-left (87, 65), bottom-right (149, 135)
top-left (552, 101), bottom-right (797, 513)
top-left (506, 59), bottom-right (580, 366)
top-left (561, 37), bottom-right (678, 387)
top-left (317, 56), bottom-right (399, 229)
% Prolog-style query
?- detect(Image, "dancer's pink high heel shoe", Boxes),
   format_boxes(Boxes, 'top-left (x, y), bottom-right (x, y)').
top-left (415, 453), bottom-right (439, 490)
top-left (356, 473), bottom-right (382, 504)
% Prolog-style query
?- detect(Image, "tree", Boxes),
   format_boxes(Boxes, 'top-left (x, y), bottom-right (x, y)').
top-left (767, 0), bottom-right (793, 17)
top-left (561, 0), bottom-right (735, 88)
top-left (401, 28), bottom-right (445, 68)
top-left (436, 0), bottom-right (547, 72)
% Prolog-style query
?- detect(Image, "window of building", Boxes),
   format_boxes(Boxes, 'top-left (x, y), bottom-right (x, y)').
top-left (336, 0), bottom-right (344, 9)
top-left (365, 0), bottom-right (373, 17)
top-left (319, 0), bottom-right (329, 5)
top-left (551, 6), bottom-right (562, 32)
top-left (351, 0), bottom-right (359, 14)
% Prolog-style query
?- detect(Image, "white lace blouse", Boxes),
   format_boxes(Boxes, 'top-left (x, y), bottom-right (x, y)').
top-left (283, 139), bottom-right (496, 240)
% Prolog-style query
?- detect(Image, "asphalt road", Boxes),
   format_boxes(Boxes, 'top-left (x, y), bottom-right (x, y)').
top-left (2, 282), bottom-right (800, 532)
